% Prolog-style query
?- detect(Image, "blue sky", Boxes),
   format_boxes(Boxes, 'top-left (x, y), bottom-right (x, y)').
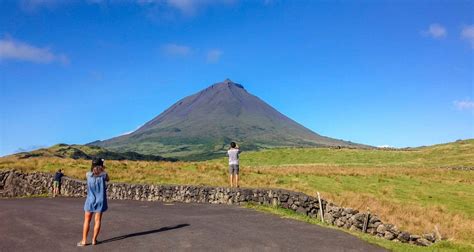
top-left (1, 0), bottom-right (473, 156)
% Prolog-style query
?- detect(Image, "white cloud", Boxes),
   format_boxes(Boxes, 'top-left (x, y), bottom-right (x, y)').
top-left (0, 37), bottom-right (69, 64)
top-left (263, 0), bottom-right (274, 5)
top-left (454, 99), bottom-right (474, 111)
top-left (206, 49), bottom-right (222, 63)
top-left (167, 0), bottom-right (236, 15)
top-left (167, 0), bottom-right (201, 15)
top-left (461, 25), bottom-right (474, 48)
top-left (20, 0), bottom-right (237, 18)
top-left (139, 0), bottom-right (236, 16)
top-left (423, 23), bottom-right (447, 39)
top-left (19, 0), bottom-right (65, 12)
top-left (161, 43), bottom-right (192, 56)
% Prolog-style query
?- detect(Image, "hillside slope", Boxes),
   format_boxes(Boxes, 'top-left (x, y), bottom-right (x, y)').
top-left (91, 79), bottom-right (365, 159)
top-left (11, 144), bottom-right (176, 162)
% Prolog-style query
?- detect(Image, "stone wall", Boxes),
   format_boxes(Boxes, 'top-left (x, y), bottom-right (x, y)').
top-left (0, 170), bottom-right (438, 246)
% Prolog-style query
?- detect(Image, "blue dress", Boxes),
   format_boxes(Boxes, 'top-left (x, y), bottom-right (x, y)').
top-left (84, 172), bottom-right (108, 213)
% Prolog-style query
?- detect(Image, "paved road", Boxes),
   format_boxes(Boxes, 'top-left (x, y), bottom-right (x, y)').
top-left (0, 198), bottom-right (386, 251)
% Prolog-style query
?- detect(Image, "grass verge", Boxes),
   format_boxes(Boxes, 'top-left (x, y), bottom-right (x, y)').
top-left (245, 204), bottom-right (474, 252)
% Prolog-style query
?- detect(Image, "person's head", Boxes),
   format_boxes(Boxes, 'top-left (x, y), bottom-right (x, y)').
top-left (57, 169), bottom-right (62, 173)
top-left (91, 158), bottom-right (105, 176)
top-left (230, 142), bottom-right (236, 148)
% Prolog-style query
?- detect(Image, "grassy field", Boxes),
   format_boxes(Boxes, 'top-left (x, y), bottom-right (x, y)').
top-left (1, 139), bottom-right (473, 250)
top-left (246, 204), bottom-right (474, 252)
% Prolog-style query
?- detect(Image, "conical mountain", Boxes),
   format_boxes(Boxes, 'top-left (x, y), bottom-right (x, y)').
top-left (91, 79), bottom-right (362, 159)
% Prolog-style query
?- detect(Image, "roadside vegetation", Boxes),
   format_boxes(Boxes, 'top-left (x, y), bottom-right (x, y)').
top-left (1, 139), bottom-right (473, 250)
top-left (246, 204), bottom-right (474, 252)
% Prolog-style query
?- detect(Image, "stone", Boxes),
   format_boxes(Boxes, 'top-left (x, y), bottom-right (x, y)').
top-left (409, 234), bottom-right (421, 241)
top-left (397, 232), bottom-right (410, 243)
top-left (324, 213), bottom-right (335, 224)
top-left (415, 238), bottom-right (432, 246)
top-left (376, 224), bottom-right (388, 234)
top-left (335, 219), bottom-right (345, 227)
top-left (369, 216), bottom-right (381, 223)
top-left (389, 225), bottom-right (400, 236)
top-left (349, 225), bottom-right (360, 232)
top-left (423, 233), bottom-right (436, 242)
top-left (368, 221), bottom-right (382, 228)
top-left (366, 228), bottom-right (376, 235)
top-left (384, 231), bottom-right (396, 240)
top-left (343, 208), bottom-right (358, 215)
top-left (296, 207), bottom-right (307, 215)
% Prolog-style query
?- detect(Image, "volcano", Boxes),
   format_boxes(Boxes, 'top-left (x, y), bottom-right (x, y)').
top-left (90, 79), bottom-right (363, 159)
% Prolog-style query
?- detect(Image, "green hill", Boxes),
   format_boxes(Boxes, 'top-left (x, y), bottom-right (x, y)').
top-left (12, 144), bottom-right (177, 162)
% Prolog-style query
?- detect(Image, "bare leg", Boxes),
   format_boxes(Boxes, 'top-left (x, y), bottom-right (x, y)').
top-left (235, 174), bottom-right (239, 188)
top-left (229, 175), bottom-right (233, 187)
top-left (92, 212), bottom-right (103, 244)
top-left (82, 212), bottom-right (93, 245)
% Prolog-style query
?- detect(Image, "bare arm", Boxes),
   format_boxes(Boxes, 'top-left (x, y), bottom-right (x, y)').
top-left (105, 173), bottom-right (110, 182)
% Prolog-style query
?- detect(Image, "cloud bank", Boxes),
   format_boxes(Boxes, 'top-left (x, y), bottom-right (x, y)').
top-left (206, 49), bottom-right (222, 63)
top-left (161, 43), bottom-right (192, 56)
top-left (423, 23), bottom-right (447, 39)
top-left (454, 99), bottom-right (474, 111)
top-left (138, 0), bottom-right (236, 16)
top-left (461, 25), bottom-right (474, 48)
top-left (0, 37), bottom-right (69, 64)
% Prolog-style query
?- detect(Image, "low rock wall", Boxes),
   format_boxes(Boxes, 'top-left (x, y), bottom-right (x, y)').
top-left (0, 170), bottom-right (438, 246)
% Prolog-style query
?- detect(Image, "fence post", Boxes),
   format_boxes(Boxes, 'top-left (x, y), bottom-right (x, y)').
top-left (363, 208), bottom-right (370, 233)
top-left (317, 192), bottom-right (324, 223)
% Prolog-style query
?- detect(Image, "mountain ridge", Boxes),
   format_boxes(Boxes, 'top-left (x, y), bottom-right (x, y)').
top-left (10, 144), bottom-right (177, 162)
top-left (90, 79), bottom-right (367, 160)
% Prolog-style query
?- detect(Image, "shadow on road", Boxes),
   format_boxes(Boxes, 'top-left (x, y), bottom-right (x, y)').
top-left (100, 224), bottom-right (190, 244)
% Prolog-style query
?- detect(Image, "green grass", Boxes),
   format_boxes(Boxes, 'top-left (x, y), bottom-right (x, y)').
top-left (210, 139), bottom-right (474, 168)
top-left (1, 139), bottom-right (473, 247)
top-left (245, 204), bottom-right (474, 252)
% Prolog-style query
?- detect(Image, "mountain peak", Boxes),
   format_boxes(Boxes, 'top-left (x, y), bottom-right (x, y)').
top-left (92, 79), bottom-right (363, 160)
top-left (213, 78), bottom-right (245, 90)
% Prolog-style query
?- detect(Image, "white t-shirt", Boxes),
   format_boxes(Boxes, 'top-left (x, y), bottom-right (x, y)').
top-left (227, 148), bottom-right (241, 165)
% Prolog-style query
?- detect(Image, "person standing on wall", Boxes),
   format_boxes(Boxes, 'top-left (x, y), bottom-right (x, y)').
top-left (78, 158), bottom-right (109, 247)
top-left (227, 142), bottom-right (242, 188)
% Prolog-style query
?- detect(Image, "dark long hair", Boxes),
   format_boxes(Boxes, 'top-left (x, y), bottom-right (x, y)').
top-left (91, 158), bottom-right (105, 176)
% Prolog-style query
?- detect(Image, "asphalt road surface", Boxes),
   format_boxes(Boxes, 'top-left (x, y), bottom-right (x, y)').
top-left (0, 198), bottom-right (386, 251)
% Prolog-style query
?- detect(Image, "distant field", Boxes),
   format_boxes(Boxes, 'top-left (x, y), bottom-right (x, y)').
top-left (1, 139), bottom-right (473, 249)
top-left (210, 139), bottom-right (474, 168)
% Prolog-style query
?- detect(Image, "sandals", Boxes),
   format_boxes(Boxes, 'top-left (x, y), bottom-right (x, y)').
top-left (77, 241), bottom-right (87, 247)
top-left (77, 240), bottom-right (99, 246)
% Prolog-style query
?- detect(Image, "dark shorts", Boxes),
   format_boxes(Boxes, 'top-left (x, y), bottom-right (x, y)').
top-left (229, 164), bottom-right (239, 175)
top-left (53, 181), bottom-right (60, 188)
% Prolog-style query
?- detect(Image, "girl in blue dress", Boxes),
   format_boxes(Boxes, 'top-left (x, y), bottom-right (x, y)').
top-left (78, 158), bottom-right (109, 246)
